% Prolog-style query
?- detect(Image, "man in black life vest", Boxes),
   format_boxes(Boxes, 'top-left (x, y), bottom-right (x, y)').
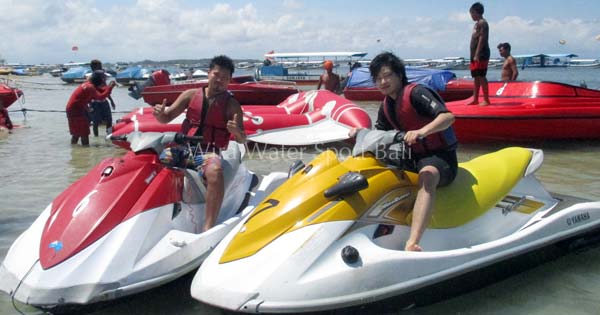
top-left (369, 52), bottom-right (458, 251)
top-left (153, 55), bottom-right (246, 232)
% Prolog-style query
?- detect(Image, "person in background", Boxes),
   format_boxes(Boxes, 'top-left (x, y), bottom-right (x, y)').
top-left (66, 70), bottom-right (116, 145)
top-left (0, 101), bottom-right (13, 133)
top-left (89, 59), bottom-right (116, 136)
top-left (317, 60), bottom-right (341, 94)
top-left (153, 55), bottom-right (246, 232)
top-left (497, 42), bottom-right (518, 81)
top-left (368, 52), bottom-right (458, 251)
top-left (468, 2), bottom-right (491, 106)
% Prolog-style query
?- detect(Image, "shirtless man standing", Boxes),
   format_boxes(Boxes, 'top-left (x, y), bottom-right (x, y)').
top-left (468, 2), bottom-right (491, 106)
top-left (317, 60), bottom-right (341, 93)
top-left (497, 42), bottom-right (518, 81)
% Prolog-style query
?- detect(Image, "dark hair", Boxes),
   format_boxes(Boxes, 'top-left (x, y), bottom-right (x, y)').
top-left (209, 55), bottom-right (235, 75)
top-left (369, 52), bottom-right (408, 85)
top-left (90, 59), bottom-right (102, 71)
top-left (470, 2), bottom-right (484, 14)
top-left (90, 70), bottom-right (106, 86)
top-left (497, 42), bottom-right (511, 52)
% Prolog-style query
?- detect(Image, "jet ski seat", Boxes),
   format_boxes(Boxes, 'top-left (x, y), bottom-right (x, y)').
top-left (404, 147), bottom-right (534, 228)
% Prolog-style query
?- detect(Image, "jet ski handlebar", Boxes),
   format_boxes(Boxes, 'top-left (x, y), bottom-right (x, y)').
top-left (174, 133), bottom-right (204, 146)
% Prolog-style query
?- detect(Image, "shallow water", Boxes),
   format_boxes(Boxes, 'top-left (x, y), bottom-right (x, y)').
top-left (1, 67), bottom-right (600, 314)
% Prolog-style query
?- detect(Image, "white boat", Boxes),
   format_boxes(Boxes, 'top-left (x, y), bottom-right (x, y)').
top-left (255, 51), bottom-right (368, 85)
top-left (190, 129), bottom-right (600, 313)
top-left (569, 58), bottom-right (600, 68)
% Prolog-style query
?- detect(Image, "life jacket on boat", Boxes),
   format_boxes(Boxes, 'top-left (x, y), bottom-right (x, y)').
top-left (383, 83), bottom-right (457, 155)
top-left (181, 88), bottom-right (231, 150)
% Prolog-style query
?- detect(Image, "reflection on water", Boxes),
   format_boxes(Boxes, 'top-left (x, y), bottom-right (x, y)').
top-left (1, 70), bottom-right (600, 314)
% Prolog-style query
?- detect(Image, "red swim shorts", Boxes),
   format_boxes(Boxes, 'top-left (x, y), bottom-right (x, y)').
top-left (470, 59), bottom-right (489, 77)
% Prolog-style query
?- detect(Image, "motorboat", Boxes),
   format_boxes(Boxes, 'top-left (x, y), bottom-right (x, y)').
top-left (190, 129), bottom-right (600, 313)
top-left (342, 66), bottom-right (473, 102)
top-left (447, 81), bottom-right (600, 142)
top-left (61, 66), bottom-right (92, 84)
top-left (127, 69), bottom-right (298, 106)
top-left (0, 131), bottom-right (287, 312)
top-left (255, 51), bottom-right (368, 85)
top-left (111, 90), bottom-right (372, 147)
top-left (139, 79), bottom-right (299, 106)
top-left (115, 66), bottom-right (155, 86)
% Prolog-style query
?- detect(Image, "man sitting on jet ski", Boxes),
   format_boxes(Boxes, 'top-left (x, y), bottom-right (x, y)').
top-left (358, 52), bottom-right (458, 251)
top-left (153, 55), bottom-right (246, 232)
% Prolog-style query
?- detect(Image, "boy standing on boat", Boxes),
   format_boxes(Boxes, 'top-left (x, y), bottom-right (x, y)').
top-left (368, 52), bottom-right (458, 251)
top-left (317, 60), bottom-right (341, 94)
top-left (497, 42), bottom-right (518, 81)
top-left (468, 2), bottom-right (491, 106)
top-left (153, 55), bottom-right (246, 232)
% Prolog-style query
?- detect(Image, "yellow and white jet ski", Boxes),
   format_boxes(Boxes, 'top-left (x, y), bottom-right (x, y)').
top-left (190, 129), bottom-right (600, 313)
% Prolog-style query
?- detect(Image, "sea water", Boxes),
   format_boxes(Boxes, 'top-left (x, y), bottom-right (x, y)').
top-left (1, 67), bottom-right (600, 314)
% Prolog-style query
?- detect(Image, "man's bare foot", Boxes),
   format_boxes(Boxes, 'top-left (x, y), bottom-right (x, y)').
top-left (479, 101), bottom-right (490, 106)
top-left (405, 243), bottom-right (423, 252)
top-left (466, 101), bottom-right (478, 105)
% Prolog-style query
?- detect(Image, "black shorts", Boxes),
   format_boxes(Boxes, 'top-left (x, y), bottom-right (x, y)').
top-left (90, 101), bottom-right (112, 124)
top-left (414, 150), bottom-right (458, 187)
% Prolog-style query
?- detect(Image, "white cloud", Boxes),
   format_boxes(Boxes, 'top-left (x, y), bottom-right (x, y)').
top-left (1, 1), bottom-right (599, 64)
top-left (282, 0), bottom-right (303, 10)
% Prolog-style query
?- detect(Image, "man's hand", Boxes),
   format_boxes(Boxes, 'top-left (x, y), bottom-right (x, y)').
top-left (227, 113), bottom-right (241, 134)
top-left (109, 81), bottom-right (117, 88)
top-left (404, 130), bottom-right (424, 145)
top-left (153, 99), bottom-right (167, 118)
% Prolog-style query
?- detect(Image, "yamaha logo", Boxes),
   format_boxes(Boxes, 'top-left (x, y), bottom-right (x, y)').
top-left (567, 212), bottom-right (590, 226)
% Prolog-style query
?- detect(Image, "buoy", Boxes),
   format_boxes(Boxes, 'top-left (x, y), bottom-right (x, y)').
top-left (558, 39), bottom-right (566, 45)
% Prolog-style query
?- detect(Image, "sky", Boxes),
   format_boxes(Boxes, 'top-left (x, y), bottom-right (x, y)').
top-left (1, 0), bottom-right (600, 65)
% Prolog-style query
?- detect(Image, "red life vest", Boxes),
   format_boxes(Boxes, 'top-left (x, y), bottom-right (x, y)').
top-left (181, 88), bottom-right (231, 149)
top-left (382, 83), bottom-right (456, 154)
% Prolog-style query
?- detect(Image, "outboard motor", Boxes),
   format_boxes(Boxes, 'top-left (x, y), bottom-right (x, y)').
top-left (128, 69), bottom-right (171, 100)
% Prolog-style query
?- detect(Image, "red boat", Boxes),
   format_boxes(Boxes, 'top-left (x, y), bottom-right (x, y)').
top-left (447, 81), bottom-right (600, 142)
top-left (0, 83), bottom-right (23, 108)
top-left (112, 90), bottom-right (371, 147)
top-left (141, 81), bottom-right (299, 106)
top-left (342, 66), bottom-right (473, 102)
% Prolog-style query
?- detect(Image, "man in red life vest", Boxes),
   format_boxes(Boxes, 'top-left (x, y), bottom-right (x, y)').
top-left (153, 55), bottom-right (246, 232)
top-left (369, 52), bottom-right (458, 251)
top-left (65, 70), bottom-right (116, 145)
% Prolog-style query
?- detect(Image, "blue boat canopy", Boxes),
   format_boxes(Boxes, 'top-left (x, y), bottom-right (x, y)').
top-left (346, 66), bottom-right (456, 91)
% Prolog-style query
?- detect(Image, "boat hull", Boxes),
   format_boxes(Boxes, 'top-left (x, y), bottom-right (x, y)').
top-left (448, 81), bottom-right (600, 142)
top-left (141, 82), bottom-right (299, 106)
top-left (194, 198), bottom-right (600, 313)
top-left (0, 84), bottom-right (23, 108)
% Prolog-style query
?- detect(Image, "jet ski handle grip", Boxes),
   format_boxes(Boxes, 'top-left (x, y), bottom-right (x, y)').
top-left (174, 133), bottom-right (204, 145)
top-left (394, 131), bottom-right (424, 143)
